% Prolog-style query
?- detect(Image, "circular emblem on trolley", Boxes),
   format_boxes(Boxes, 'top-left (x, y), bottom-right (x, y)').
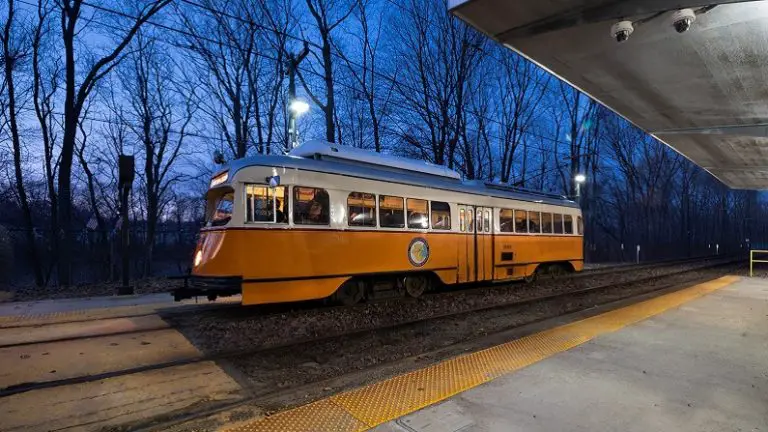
top-left (408, 237), bottom-right (430, 267)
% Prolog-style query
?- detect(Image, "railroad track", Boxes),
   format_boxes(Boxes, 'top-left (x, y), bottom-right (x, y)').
top-left (0, 254), bottom-right (732, 381)
top-left (0, 256), bottom-right (740, 350)
top-left (0, 257), bottom-right (739, 404)
top-left (577, 254), bottom-right (739, 277)
top-left (0, 255), bottom-right (738, 333)
top-left (154, 255), bottom-right (741, 328)
top-left (164, 255), bottom-right (742, 329)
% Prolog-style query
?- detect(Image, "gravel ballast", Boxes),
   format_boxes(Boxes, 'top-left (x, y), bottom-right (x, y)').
top-left (168, 258), bottom-right (737, 355)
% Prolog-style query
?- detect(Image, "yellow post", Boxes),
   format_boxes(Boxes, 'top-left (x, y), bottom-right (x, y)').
top-left (748, 250), bottom-right (768, 277)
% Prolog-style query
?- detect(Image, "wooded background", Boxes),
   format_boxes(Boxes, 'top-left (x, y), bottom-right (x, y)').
top-left (1, 0), bottom-right (764, 288)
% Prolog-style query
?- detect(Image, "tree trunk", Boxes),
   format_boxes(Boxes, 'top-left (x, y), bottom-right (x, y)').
top-left (3, 0), bottom-right (44, 286)
top-left (145, 195), bottom-right (157, 276)
top-left (57, 0), bottom-right (171, 286)
top-left (321, 34), bottom-right (336, 142)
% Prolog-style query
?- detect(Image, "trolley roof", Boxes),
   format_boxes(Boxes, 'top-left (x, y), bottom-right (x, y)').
top-left (222, 141), bottom-right (579, 208)
top-left (289, 140), bottom-right (463, 180)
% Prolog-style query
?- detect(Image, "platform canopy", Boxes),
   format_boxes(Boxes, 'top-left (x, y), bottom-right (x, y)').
top-left (449, 0), bottom-right (768, 189)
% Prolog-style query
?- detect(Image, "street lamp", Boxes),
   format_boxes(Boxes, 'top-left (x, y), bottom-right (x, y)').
top-left (574, 173), bottom-right (586, 200)
top-left (288, 99), bottom-right (310, 148)
top-left (289, 100), bottom-right (310, 115)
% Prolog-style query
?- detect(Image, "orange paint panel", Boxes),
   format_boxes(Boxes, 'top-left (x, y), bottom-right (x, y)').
top-left (434, 268), bottom-right (458, 285)
top-left (194, 228), bottom-right (583, 305)
top-left (242, 278), bottom-right (348, 304)
top-left (195, 230), bottom-right (458, 279)
top-left (494, 235), bottom-right (583, 269)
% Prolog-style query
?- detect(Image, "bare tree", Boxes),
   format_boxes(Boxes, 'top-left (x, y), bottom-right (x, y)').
top-left (32, 0), bottom-right (61, 283)
top-left (75, 103), bottom-right (105, 234)
top-left (57, 0), bottom-right (172, 285)
top-left (391, 0), bottom-right (484, 169)
top-left (118, 32), bottom-right (197, 275)
top-left (2, 0), bottom-right (44, 286)
top-left (257, 0), bottom-right (294, 154)
top-left (496, 52), bottom-right (550, 184)
top-left (461, 68), bottom-right (494, 180)
top-left (555, 83), bottom-right (600, 197)
top-left (179, 0), bottom-right (287, 158)
top-left (298, 0), bottom-right (355, 143)
top-left (94, 86), bottom-right (129, 218)
top-left (334, 0), bottom-right (392, 151)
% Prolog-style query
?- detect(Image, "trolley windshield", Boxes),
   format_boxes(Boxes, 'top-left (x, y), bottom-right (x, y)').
top-left (206, 187), bottom-right (234, 227)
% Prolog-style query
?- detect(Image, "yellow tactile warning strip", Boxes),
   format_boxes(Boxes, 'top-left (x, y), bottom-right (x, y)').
top-left (224, 275), bottom-right (740, 432)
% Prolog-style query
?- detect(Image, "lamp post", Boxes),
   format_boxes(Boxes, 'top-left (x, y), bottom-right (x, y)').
top-left (574, 173), bottom-right (586, 200)
top-left (288, 99), bottom-right (310, 148)
top-left (285, 42), bottom-right (309, 149)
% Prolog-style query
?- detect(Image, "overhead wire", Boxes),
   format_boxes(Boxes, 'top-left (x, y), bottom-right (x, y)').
top-left (13, 102), bottom-right (284, 148)
top-left (177, 0), bottom-right (576, 145)
top-left (76, 0), bottom-right (579, 148)
top-left (176, 0), bottom-right (602, 188)
top-left (17, 0), bottom-right (594, 184)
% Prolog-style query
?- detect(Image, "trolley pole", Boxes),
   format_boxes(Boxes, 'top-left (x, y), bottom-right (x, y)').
top-left (286, 42), bottom-right (309, 149)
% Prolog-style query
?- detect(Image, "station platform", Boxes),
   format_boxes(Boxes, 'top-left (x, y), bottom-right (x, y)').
top-left (0, 292), bottom-right (244, 432)
top-left (0, 292), bottom-right (240, 328)
top-left (226, 275), bottom-right (768, 432)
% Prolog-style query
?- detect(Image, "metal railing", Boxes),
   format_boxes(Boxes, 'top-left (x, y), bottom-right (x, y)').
top-left (749, 250), bottom-right (768, 277)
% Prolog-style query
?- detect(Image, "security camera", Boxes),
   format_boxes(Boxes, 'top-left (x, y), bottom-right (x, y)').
top-left (671, 9), bottom-right (696, 33)
top-left (610, 20), bottom-right (634, 43)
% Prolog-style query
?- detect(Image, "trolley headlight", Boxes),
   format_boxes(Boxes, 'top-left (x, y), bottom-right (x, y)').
top-left (210, 171), bottom-right (228, 188)
top-left (194, 250), bottom-right (203, 267)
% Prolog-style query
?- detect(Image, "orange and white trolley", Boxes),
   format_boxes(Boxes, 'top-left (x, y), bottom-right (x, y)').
top-left (176, 141), bottom-right (583, 306)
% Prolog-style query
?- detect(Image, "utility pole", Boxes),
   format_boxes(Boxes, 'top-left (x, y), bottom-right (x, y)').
top-left (286, 41), bottom-right (310, 149)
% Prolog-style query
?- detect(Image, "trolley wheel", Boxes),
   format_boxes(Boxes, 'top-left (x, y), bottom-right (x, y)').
top-left (333, 279), bottom-right (365, 306)
top-left (403, 274), bottom-right (429, 298)
top-left (547, 264), bottom-right (567, 278)
top-left (524, 267), bottom-right (539, 283)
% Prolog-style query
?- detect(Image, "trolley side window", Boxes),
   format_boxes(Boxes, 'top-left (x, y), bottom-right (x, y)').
top-left (577, 216), bottom-right (584, 235)
top-left (207, 187), bottom-right (234, 227)
top-left (553, 213), bottom-right (564, 234)
top-left (245, 185), bottom-right (287, 223)
top-left (483, 209), bottom-right (490, 233)
top-left (407, 198), bottom-right (429, 229)
top-left (564, 215), bottom-right (574, 234)
top-left (529, 211), bottom-right (542, 234)
top-left (459, 208), bottom-right (466, 232)
top-left (542, 213), bottom-right (554, 234)
top-left (467, 208), bottom-right (474, 232)
top-left (499, 209), bottom-right (514, 233)
top-left (514, 210), bottom-right (528, 233)
top-left (348, 192), bottom-right (376, 227)
top-left (379, 195), bottom-right (405, 228)
top-left (431, 201), bottom-right (451, 230)
top-left (293, 186), bottom-right (330, 225)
